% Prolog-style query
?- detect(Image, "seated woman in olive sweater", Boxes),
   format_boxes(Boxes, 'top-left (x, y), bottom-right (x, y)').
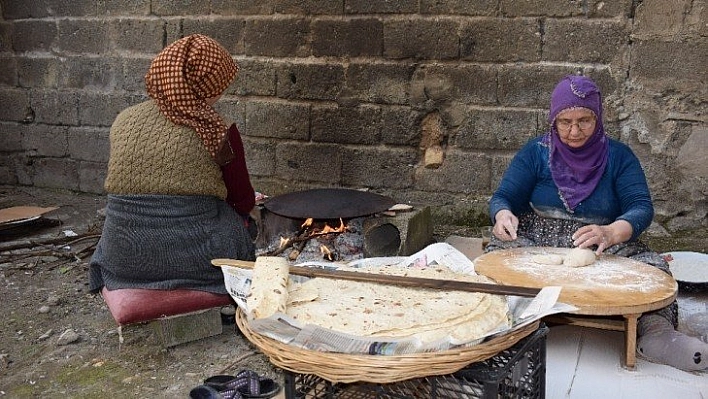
top-left (89, 34), bottom-right (255, 297)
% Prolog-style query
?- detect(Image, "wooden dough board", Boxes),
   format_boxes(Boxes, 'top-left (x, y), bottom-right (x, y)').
top-left (474, 247), bottom-right (677, 316)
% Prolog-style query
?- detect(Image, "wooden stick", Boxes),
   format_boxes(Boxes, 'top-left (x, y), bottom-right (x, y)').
top-left (212, 258), bottom-right (541, 297)
top-left (0, 232), bottom-right (100, 252)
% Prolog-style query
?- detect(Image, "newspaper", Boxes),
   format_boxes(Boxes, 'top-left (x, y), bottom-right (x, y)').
top-left (219, 242), bottom-right (577, 355)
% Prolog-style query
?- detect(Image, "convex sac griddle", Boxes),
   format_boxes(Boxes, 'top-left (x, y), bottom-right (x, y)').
top-left (263, 188), bottom-right (396, 220)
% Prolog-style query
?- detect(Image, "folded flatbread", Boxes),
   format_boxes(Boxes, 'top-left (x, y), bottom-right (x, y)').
top-left (247, 256), bottom-right (290, 319)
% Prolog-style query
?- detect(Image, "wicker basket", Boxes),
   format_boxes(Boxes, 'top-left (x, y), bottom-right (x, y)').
top-left (236, 310), bottom-right (541, 384)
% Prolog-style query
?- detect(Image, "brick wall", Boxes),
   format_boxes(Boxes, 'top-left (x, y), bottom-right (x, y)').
top-left (0, 0), bottom-right (705, 233)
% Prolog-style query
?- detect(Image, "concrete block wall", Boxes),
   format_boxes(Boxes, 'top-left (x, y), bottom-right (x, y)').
top-left (0, 0), bottom-right (705, 233)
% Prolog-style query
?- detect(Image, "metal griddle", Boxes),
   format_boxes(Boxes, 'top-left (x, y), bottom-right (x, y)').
top-left (263, 188), bottom-right (396, 220)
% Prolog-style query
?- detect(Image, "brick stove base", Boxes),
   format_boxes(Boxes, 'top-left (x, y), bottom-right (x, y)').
top-left (252, 205), bottom-right (434, 262)
top-left (362, 206), bottom-right (433, 257)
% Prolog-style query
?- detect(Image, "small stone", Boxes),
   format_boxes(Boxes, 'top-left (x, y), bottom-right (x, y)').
top-left (388, 203), bottom-right (413, 211)
top-left (46, 295), bottom-right (60, 306)
top-left (56, 329), bottom-right (80, 346)
top-left (38, 330), bottom-right (53, 341)
top-left (38, 305), bottom-right (51, 314)
top-left (220, 306), bottom-right (235, 316)
top-left (220, 306), bottom-right (236, 325)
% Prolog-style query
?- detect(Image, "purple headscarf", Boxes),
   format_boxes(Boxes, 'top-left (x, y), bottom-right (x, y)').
top-left (544, 75), bottom-right (609, 211)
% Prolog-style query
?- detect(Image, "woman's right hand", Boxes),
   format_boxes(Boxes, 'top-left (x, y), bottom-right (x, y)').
top-left (493, 209), bottom-right (518, 241)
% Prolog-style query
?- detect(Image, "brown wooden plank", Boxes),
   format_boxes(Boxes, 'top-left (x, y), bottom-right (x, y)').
top-left (212, 258), bottom-right (541, 297)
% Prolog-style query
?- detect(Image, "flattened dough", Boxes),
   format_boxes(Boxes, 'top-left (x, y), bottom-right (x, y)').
top-left (532, 254), bottom-right (565, 265)
top-left (563, 247), bottom-right (596, 267)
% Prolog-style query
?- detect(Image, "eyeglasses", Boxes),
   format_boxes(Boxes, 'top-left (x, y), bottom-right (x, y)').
top-left (556, 117), bottom-right (595, 133)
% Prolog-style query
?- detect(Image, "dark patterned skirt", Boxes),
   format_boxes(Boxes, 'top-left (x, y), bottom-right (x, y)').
top-left (89, 194), bottom-right (255, 295)
top-left (485, 212), bottom-right (678, 329)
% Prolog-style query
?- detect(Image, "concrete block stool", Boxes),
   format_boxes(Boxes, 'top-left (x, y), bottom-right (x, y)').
top-left (101, 287), bottom-right (233, 347)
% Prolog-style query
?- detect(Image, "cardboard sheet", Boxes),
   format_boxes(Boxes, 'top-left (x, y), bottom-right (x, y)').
top-left (0, 206), bottom-right (58, 226)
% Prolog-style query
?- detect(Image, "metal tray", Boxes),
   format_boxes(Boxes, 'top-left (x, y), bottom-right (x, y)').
top-left (663, 251), bottom-right (708, 293)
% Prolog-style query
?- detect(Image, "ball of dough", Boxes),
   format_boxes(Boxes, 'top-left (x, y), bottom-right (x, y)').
top-left (563, 247), bottom-right (596, 267)
top-left (531, 254), bottom-right (565, 265)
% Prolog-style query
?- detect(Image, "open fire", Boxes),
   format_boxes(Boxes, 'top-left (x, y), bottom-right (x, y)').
top-left (253, 189), bottom-right (431, 264)
top-left (257, 216), bottom-right (367, 264)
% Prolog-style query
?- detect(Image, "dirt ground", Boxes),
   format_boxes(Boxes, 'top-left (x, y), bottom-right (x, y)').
top-left (0, 185), bottom-right (280, 398)
top-left (1, 185), bottom-right (705, 398)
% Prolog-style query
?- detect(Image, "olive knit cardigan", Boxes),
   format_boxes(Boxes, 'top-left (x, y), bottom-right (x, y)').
top-left (103, 100), bottom-right (227, 199)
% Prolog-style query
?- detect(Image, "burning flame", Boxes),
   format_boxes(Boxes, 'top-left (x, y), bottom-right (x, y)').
top-left (320, 218), bottom-right (346, 234)
top-left (277, 218), bottom-right (348, 253)
top-left (301, 218), bottom-right (347, 234)
top-left (278, 236), bottom-right (291, 249)
top-left (320, 245), bottom-right (335, 261)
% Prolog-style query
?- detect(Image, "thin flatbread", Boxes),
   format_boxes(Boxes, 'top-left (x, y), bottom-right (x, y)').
top-left (287, 282), bottom-right (319, 304)
top-left (247, 256), bottom-right (290, 319)
top-left (285, 265), bottom-right (510, 344)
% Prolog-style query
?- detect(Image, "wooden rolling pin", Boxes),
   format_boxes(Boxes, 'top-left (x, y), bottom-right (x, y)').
top-left (212, 258), bottom-right (541, 297)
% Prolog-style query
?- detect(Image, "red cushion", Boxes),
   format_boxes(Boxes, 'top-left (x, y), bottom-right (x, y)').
top-left (101, 287), bottom-right (233, 325)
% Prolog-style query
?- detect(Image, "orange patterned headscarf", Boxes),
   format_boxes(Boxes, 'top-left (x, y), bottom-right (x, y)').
top-left (145, 34), bottom-right (238, 165)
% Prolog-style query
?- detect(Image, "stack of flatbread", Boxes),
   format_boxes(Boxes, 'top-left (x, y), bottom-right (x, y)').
top-left (247, 257), bottom-right (510, 346)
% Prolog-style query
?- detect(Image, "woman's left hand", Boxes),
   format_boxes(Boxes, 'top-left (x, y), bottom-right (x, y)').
top-left (572, 220), bottom-right (633, 255)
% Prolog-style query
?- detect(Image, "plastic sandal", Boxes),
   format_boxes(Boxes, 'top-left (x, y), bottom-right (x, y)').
top-left (189, 384), bottom-right (223, 399)
top-left (204, 374), bottom-right (237, 391)
top-left (203, 370), bottom-right (282, 399)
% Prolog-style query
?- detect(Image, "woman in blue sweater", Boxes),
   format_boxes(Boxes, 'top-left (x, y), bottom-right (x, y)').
top-left (487, 75), bottom-right (707, 371)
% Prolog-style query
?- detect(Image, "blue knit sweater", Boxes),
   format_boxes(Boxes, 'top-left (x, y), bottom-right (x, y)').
top-left (489, 136), bottom-right (654, 242)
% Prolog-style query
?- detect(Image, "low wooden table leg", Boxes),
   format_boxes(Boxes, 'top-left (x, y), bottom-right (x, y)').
top-left (623, 314), bottom-right (641, 370)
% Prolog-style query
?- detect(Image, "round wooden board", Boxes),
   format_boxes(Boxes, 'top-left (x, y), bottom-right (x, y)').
top-left (474, 247), bottom-right (677, 315)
